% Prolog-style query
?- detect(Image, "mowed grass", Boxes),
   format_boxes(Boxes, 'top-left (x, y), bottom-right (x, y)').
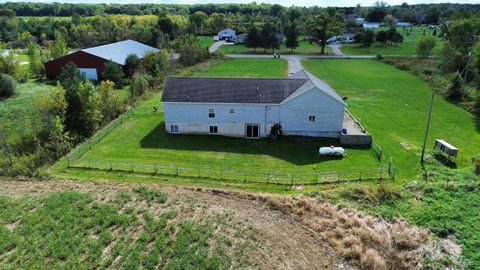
top-left (193, 58), bottom-right (288, 78)
top-left (341, 26), bottom-right (443, 56)
top-left (68, 58), bottom-right (378, 177)
top-left (197, 36), bottom-right (215, 49)
top-left (303, 59), bottom-right (480, 177)
top-left (218, 37), bottom-right (334, 55)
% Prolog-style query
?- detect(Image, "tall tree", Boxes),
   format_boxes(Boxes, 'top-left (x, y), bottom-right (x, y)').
top-left (285, 24), bottom-right (299, 53)
top-left (363, 30), bottom-right (375, 51)
top-left (245, 23), bottom-right (261, 53)
top-left (306, 10), bottom-right (343, 55)
top-left (189, 11), bottom-right (208, 35)
top-left (48, 31), bottom-right (68, 59)
top-left (157, 12), bottom-right (175, 40)
top-left (260, 22), bottom-right (279, 53)
top-left (27, 42), bottom-right (45, 79)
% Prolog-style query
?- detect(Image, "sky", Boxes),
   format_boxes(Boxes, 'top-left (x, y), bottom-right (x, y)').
top-left (0, 0), bottom-right (479, 7)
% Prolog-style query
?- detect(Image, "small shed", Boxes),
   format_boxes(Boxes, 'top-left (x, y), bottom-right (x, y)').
top-left (235, 33), bottom-right (247, 44)
top-left (434, 139), bottom-right (458, 161)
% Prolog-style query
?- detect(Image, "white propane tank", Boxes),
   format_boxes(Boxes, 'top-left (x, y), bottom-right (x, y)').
top-left (319, 146), bottom-right (345, 156)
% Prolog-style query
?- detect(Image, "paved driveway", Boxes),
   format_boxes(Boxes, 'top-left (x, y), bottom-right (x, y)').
top-left (209, 41), bottom-right (226, 53)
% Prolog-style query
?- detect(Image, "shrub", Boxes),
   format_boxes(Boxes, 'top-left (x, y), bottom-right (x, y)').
top-left (472, 155), bottom-right (480, 175)
top-left (103, 62), bottom-right (124, 88)
top-left (130, 73), bottom-right (150, 99)
top-left (0, 53), bottom-right (19, 78)
top-left (125, 54), bottom-right (140, 77)
top-left (416, 36), bottom-right (436, 59)
top-left (0, 73), bottom-right (17, 99)
top-left (445, 71), bottom-right (465, 102)
top-left (142, 50), bottom-right (170, 78)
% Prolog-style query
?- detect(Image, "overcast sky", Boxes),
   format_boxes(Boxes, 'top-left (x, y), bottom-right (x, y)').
top-left (0, 0), bottom-right (479, 7)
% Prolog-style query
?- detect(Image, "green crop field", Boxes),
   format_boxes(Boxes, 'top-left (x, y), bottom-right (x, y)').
top-left (303, 59), bottom-right (480, 178)
top-left (58, 58), bottom-right (379, 183)
top-left (218, 37), bottom-right (334, 55)
top-left (340, 26), bottom-right (443, 56)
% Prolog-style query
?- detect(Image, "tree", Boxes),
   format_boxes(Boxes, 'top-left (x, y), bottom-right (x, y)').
top-left (97, 80), bottom-right (124, 124)
top-left (48, 31), bottom-right (68, 59)
top-left (416, 36), bottom-right (436, 59)
top-left (58, 63), bottom-right (86, 134)
top-left (157, 12), bottom-right (175, 40)
top-left (130, 73), bottom-right (149, 99)
top-left (58, 63), bottom-right (85, 91)
top-left (285, 24), bottom-right (299, 53)
top-left (245, 24), bottom-right (261, 53)
top-left (208, 13), bottom-right (226, 34)
top-left (363, 30), bottom-right (375, 51)
top-left (142, 50), bottom-right (170, 78)
top-left (375, 30), bottom-right (388, 44)
top-left (103, 62), bottom-right (124, 88)
top-left (306, 10), bottom-right (343, 55)
top-left (384, 15), bottom-right (395, 27)
top-left (260, 22), bottom-right (279, 53)
top-left (176, 35), bottom-right (208, 66)
top-left (27, 42), bottom-right (45, 79)
top-left (125, 54), bottom-right (141, 77)
top-left (77, 81), bottom-right (101, 136)
top-left (0, 73), bottom-right (16, 99)
top-left (392, 32), bottom-right (404, 46)
top-left (189, 11), bottom-right (208, 35)
top-left (446, 71), bottom-right (465, 102)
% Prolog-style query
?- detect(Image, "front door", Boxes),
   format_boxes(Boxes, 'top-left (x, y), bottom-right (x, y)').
top-left (245, 124), bottom-right (260, 139)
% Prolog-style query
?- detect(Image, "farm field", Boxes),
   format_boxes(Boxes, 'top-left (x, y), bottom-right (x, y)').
top-left (58, 58), bottom-right (379, 182)
top-left (303, 59), bottom-right (480, 177)
top-left (340, 26), bottom-right (443, 56)
top-left (218, 37), bottom-right (334, 55)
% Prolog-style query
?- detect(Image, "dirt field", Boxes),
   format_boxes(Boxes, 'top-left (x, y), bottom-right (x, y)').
top-left (0, 179), bottom-right (461, 270)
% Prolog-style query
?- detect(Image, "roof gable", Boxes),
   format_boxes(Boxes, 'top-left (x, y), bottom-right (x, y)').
top-left (81, 39), bottom-right (160, 65)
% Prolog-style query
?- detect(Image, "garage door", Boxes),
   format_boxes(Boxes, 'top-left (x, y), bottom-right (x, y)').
top-left (79, 68), bottom-right (98, 80)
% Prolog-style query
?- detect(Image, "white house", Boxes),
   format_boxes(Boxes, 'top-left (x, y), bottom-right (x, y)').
top-left (396, 21), bottom-right (411, 27)
top-left (363, 22), bottom-right (380, 29)
top-left (216, 29), bottom-right (236, 42)
top-left (355, 18), bottom-right (365, 25)
top-left (161, 70), bottom-right (346, 139)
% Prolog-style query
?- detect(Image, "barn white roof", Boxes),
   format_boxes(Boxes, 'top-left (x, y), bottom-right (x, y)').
top-left (82, 39), bottom-right (160, 65)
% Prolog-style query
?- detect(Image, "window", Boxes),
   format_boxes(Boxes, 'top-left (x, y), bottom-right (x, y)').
top-left (229, 108), bottom-right (235, 113)
top-left (170, 125), bottom-right (179, 133)
top-left (308, 115), bottom-right (316, 122)
top-left (209, 126), bottom-right (218, 134)
top-left (208, 108), bottom-right (215, 118)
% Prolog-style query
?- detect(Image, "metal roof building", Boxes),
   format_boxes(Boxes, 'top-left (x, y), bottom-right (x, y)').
top-left (44, 39), bottom-right (160, 80)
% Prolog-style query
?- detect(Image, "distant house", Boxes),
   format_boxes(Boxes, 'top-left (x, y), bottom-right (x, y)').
top-left (44, 39), bottom-right (160, 80)
top-left (355, 18), bottom-right (365, 25)
top-left (234, 33), bottom-right (247, 44)
top-left (216, 29), bottom-right (236, 42)
top-left (161, 70), bottom-right (346, 139)
top-left (327, 34), bottom-right (355, 44)
top-left (363, 22), bottom-right (380, 29)
top-left (396, 22), bottom-right (411, 27)
top-left (0, 50), bottom-right (10, 56)
top-left (276, 33), bottom-right (285, 44)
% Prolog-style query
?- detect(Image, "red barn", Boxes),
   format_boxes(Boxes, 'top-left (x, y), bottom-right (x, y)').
top-left (44, 39), bottom-right (160, 80)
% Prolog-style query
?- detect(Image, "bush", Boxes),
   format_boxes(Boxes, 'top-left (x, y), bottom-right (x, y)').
top-left (103, 62), bottom-right (124, 88)
top-left (125, 54), bottom-right (141, 77)
top-left (0, 73), bottom-right (17, 99)
top-left (416, 36), bottom-right (436, 59)
top-left (0, 53), bottom-right (19, 78)
top-left (445, 71), bottom-right (465, 102)
top-left (130, 73), bottom-right (150, 99)
top-left (472, 155), bottom-right (480, 175)
top-left (142, 50), bottom-right (170, 78)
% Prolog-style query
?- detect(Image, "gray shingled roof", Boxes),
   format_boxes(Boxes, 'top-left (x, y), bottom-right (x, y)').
top-left (82, 39), bottom-right (160, 65)
top-left (162, 77), bottom-right (308, 104)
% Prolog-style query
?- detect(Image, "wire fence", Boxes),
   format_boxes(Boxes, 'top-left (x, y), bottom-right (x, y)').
top-left (68, 157), bottom-right (390, 186)
top-left (371, 139), bottom-right (383, 162)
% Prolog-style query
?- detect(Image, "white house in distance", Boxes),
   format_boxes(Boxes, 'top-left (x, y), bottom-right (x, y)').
top-left (363, 22), bottom-right (380, 29)
top-left (161, 70), bottom-right (346, 139)
top-left (214, 28), bottom-right (236, 42)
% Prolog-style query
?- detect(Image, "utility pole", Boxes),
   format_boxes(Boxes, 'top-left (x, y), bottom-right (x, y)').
top-left (421, 91), bottom-right (435, 168)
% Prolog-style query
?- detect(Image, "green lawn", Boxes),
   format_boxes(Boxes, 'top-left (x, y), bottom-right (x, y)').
top-left (341, 26), bottom-right (443, 56)
top-left (197, 36), bottom-right (215, 50)
top-left (0, 80), bottom-right (53, 142)
top-left (303, 59), bottom-right (480, 178)
top-left (193, 58), bottom-right (288, 78)
top-left (64, 59), bottom-right (378, 181)
top-left (218, 37), bottom-right (334, 55)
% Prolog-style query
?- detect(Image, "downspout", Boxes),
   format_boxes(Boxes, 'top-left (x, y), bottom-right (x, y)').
top-left (264, 105), bottom-right (268, 137)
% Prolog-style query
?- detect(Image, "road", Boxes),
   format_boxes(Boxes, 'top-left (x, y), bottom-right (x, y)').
top-left (208, 40), bottom-right (225, 53)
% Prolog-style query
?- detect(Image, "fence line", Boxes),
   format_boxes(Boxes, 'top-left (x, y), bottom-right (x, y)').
top-left (67, 156), bottom-right (391, 186)
top-left (67, 109), bottom-right (133, 164)
top-left (371, 139), bottom-right (383, 162)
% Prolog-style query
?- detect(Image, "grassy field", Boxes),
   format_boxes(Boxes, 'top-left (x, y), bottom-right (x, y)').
top-left (218, 37), bottom-right (334, 55)
top-left (193, 58), bottom-right (288, 78)
top-left (197, 36), bottom-right (215, 50)
top-left (303, 59), bottom-right (480, 178)
top-left (59, 58), bottom-right (379, 181)
top-left (0, 81), bottom-right (53, 142)
top-left (341, 26), bottom-right (443, 56)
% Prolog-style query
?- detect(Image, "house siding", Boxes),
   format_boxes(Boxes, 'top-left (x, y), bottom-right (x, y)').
top-left (163, 87), bottom-right (344, 139)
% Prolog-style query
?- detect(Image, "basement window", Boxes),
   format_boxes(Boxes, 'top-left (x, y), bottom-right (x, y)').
top-left (229, 108), bottom-right (235, 113)
top-left (209, 126), bottom-right (218, 134)
top-left (170, 125), bottom-right (179, 133)
top-left (208, 108), bottom-right (215, 118)
top-left (308, 115), bottom-right (316, 122)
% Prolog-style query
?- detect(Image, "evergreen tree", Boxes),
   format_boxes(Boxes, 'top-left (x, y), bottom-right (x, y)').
top-left (363, 30), bottom-right (375, 51)
top-left (103, 62), bottom-right (124, 88)
top-left (245, 24), bottom-right (261, 53)
top-left (446, 71), bottom-right (465, 102)
top-left (285, 24), bottom-right (299, 53)
top-left (27, 42), bottom-right (45, 79)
